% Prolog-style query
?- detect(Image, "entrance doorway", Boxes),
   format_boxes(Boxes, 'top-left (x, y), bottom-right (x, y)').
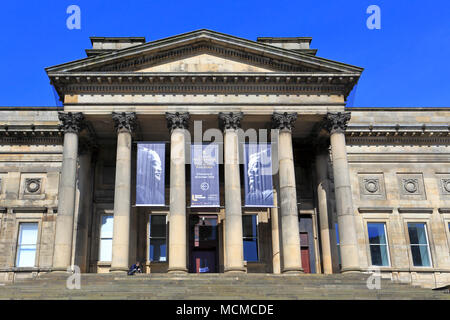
top-left (189, 215), bottom-right (219, 273)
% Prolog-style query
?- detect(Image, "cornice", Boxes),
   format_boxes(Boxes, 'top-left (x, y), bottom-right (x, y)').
top-left (49, 73), bottom-right (358, 97)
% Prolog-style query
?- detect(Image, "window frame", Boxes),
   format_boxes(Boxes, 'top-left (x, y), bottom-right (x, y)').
top-left (366, 221), bottom-right (391, 267)
top-left (99, 214), bottom-right (114, 262)
top-left (147, 214), bottom-right (168, 263)
top-left (15, 221), bottom-right (40, 268)
top-left (406, 221), bottom-right (433, 268)
top-left (242, 213), bottom-right (259, 263)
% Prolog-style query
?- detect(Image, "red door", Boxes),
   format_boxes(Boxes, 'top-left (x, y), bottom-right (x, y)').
top-left (300, 232), bottom-right (311, 273)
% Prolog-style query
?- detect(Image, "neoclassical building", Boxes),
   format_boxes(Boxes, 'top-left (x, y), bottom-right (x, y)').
top-left (0, 30), bottom-right (449, 288)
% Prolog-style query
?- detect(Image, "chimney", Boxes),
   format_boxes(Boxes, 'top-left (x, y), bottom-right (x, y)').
top-left (86, 37), bottom-right (146, 57)
top-left (256, 37), bottom-right (317, 55)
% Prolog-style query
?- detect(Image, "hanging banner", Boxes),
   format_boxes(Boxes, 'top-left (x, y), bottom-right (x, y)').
top-left (244, 143), bottom-right (274, 207)
top-left (191, 144), bottom-right (220, 207)
top-left (136, 143), bottom-right (165, 206)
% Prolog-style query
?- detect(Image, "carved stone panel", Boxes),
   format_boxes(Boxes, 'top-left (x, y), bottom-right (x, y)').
top-left (436, 174), bottom-right (450, 199)
top-left (19, 173), bottom-right (46, 199)
top-left (397, 173), bottom-right (426, 200)
top-left (358, 173), bottom-right (386, 200)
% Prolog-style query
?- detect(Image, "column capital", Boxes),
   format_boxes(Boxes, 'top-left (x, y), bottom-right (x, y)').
top-left (323, 112), bottom-right (351, 134)
top-left (112, 112), bottom-right (137, 133)
top-left (218, 112), bottom-right (243, 131)
top-left (165, 112), bottom-right (190, 131)
top-left (271, 112), bottom-right (297, 131)
top-left (58, 112), bottom-right (84, 134)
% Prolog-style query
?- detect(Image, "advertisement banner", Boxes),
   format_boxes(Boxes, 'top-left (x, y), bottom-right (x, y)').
top-left (191, 144), bottom-right (220, 207)
top-left (244, 143), bottom-right (274, 207)
top-left (136, 143), bottom-right (165, 206)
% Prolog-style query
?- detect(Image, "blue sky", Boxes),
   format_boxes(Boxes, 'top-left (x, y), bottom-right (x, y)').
top-left (0, 0), bottom-right (449, 107)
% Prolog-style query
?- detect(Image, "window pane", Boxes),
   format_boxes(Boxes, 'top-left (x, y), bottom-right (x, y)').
top-left (17, 223), bottom-right (38, 267)
top-left (243, 215), bottom-right (257, 238)
top-left (150, 239), bottom-right (166, 262)
top-left (100, 216), bottom-right (114, 239)
top-left (99, 239), bottom-right (112, 261)
top-left (411, 245), bottom-right (431, 267)
top-left (18, 223), bottom-right (38, 245)
top-left (150, 215), bottom-right (166, 238)
top-left (17, 247), bottom-right (36, 267)
top-left (370, 245), bottom-right (389, 266)
top-left (408, 223), bottom-right (428, 245)
top-left (368, 223), bottom-right (387, 245)
top-left (243, 239), bottom-right (258, 262)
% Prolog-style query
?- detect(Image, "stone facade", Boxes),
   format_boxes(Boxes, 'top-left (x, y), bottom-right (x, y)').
top-left (0, 30), bottom-right (448, 288)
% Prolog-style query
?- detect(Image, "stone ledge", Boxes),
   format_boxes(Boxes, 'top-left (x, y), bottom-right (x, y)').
top-left (358, 207), bottom-right (393, 214)
top-left (438, 208), bottom-right (450, 214)
top-left (398, 207), bottom-right (434, 214)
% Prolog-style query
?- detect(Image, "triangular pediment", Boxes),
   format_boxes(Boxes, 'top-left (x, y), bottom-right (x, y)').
top-left (46, 29), bottom-right (363, 75)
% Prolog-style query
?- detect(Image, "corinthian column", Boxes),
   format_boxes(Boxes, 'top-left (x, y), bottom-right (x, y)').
top-left (219, 112), bottom-right (245, 273)
top-left (272, 112), bottom-right (303, 274)
top-left (323, 112), bottom-right (360, 273)
top-left (53, 112), bottom-right (84, 272)
top-left (110, 112), bottom-right (136, 273)
top-left (166, 112), bottom-right (190, 273)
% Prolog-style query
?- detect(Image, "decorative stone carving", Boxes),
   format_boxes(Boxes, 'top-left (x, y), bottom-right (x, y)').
top-left (359, 174), bottom-right (386, 200)
top-left (442, 179), bottom-right (450, 193)
top-left (271, 112), bottom-right (297, 131)
top-left (323, 112), bottom-right (351, 134)
top-left (403, 179), bottom-right (419, 194)
top-left (364, 179), bottom-right (379, 193)
top-left (218, 112), bottom-right (243, 130)
top-left (112, 112), bottom-right (137, 133)
top-left (25, 178), bottom-right (41, 194)
top-left (397, 173), bottom-right (426, 200)
top-left (58, 112), bottom-right (84, 134)
top-left (165, 112), bottom-right (190, 130)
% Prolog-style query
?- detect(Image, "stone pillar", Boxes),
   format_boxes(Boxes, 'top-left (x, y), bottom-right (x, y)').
top-left (323, 112), bottom-right (360, 273)
top-left (110, 112), bottom-right (136, 273)
top-left (73, 138), bottom-right (96, 273)
top-left (219, 112), bottom-right (246, 273)
top-left (314, 143), bottom-right (338, 274)
top-left (53, 112), bottom-right (84, 272)
top-left (271, 188), bottom-right (281, 274)
top-left (166, 112), bottom-right (190, 273)
top-left (272, 112), bottom-right (303, 274)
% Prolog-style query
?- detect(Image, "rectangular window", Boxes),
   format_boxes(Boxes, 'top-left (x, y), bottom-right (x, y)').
top-left (243, 215), bottom-right (258, 262)
top-left (149, 215), bottom-right (167, 262)
top-left (16, 223), bottom-right (38, 267)
top-left (407, 222), bottom-right (432, 267)
top-left (99, 215), bottom-right (113, 262)
top-left (367, 223), bottom-right (390, 266)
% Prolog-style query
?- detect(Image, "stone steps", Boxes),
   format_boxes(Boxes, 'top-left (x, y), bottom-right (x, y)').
top-left (1, 273), bottom-right (448, 300)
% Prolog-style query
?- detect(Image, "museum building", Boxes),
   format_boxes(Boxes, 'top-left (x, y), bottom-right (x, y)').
top-left (0, 30), bottom-right (449, 288)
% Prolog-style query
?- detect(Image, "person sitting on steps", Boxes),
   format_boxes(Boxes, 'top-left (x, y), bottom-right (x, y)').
top-left (127, 261), bottom-right (143, 275)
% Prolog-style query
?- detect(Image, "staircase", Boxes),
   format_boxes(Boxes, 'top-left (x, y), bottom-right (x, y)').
top-left (0, 273), bottom-right (448, 300)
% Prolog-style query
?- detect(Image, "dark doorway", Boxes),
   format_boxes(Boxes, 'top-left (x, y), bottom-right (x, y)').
top-left (189, 215), bottom-right (218, 273)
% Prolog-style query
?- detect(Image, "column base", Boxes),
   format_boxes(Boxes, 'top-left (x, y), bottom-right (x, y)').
top-left (341, 267), bottom-right (362, 274)
top-left (224, 267), bottom-right (246, 274)
top-left (282, 267), bottom-right (304, 275)
top-left (109, 267), bottom-right (128, 273)
top-left (168, 267), bottom-right (188, 274)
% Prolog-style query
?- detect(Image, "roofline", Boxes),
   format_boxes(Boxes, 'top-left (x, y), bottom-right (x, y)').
top-left (89, 36), bottom-right (146, 44)
top-left (45, 29), bottom-right (363, 74)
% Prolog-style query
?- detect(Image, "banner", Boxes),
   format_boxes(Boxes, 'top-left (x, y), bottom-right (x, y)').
top-left (191, 144), bottom-right (220, 207)
top-left (136, 143), bottom-right (165, 206)
top-left (244, 143), bottom-right (274, 207)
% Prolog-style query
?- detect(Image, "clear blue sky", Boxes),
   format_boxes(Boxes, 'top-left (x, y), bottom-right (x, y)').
top-left (0, 0), bottom-right (449, 107)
